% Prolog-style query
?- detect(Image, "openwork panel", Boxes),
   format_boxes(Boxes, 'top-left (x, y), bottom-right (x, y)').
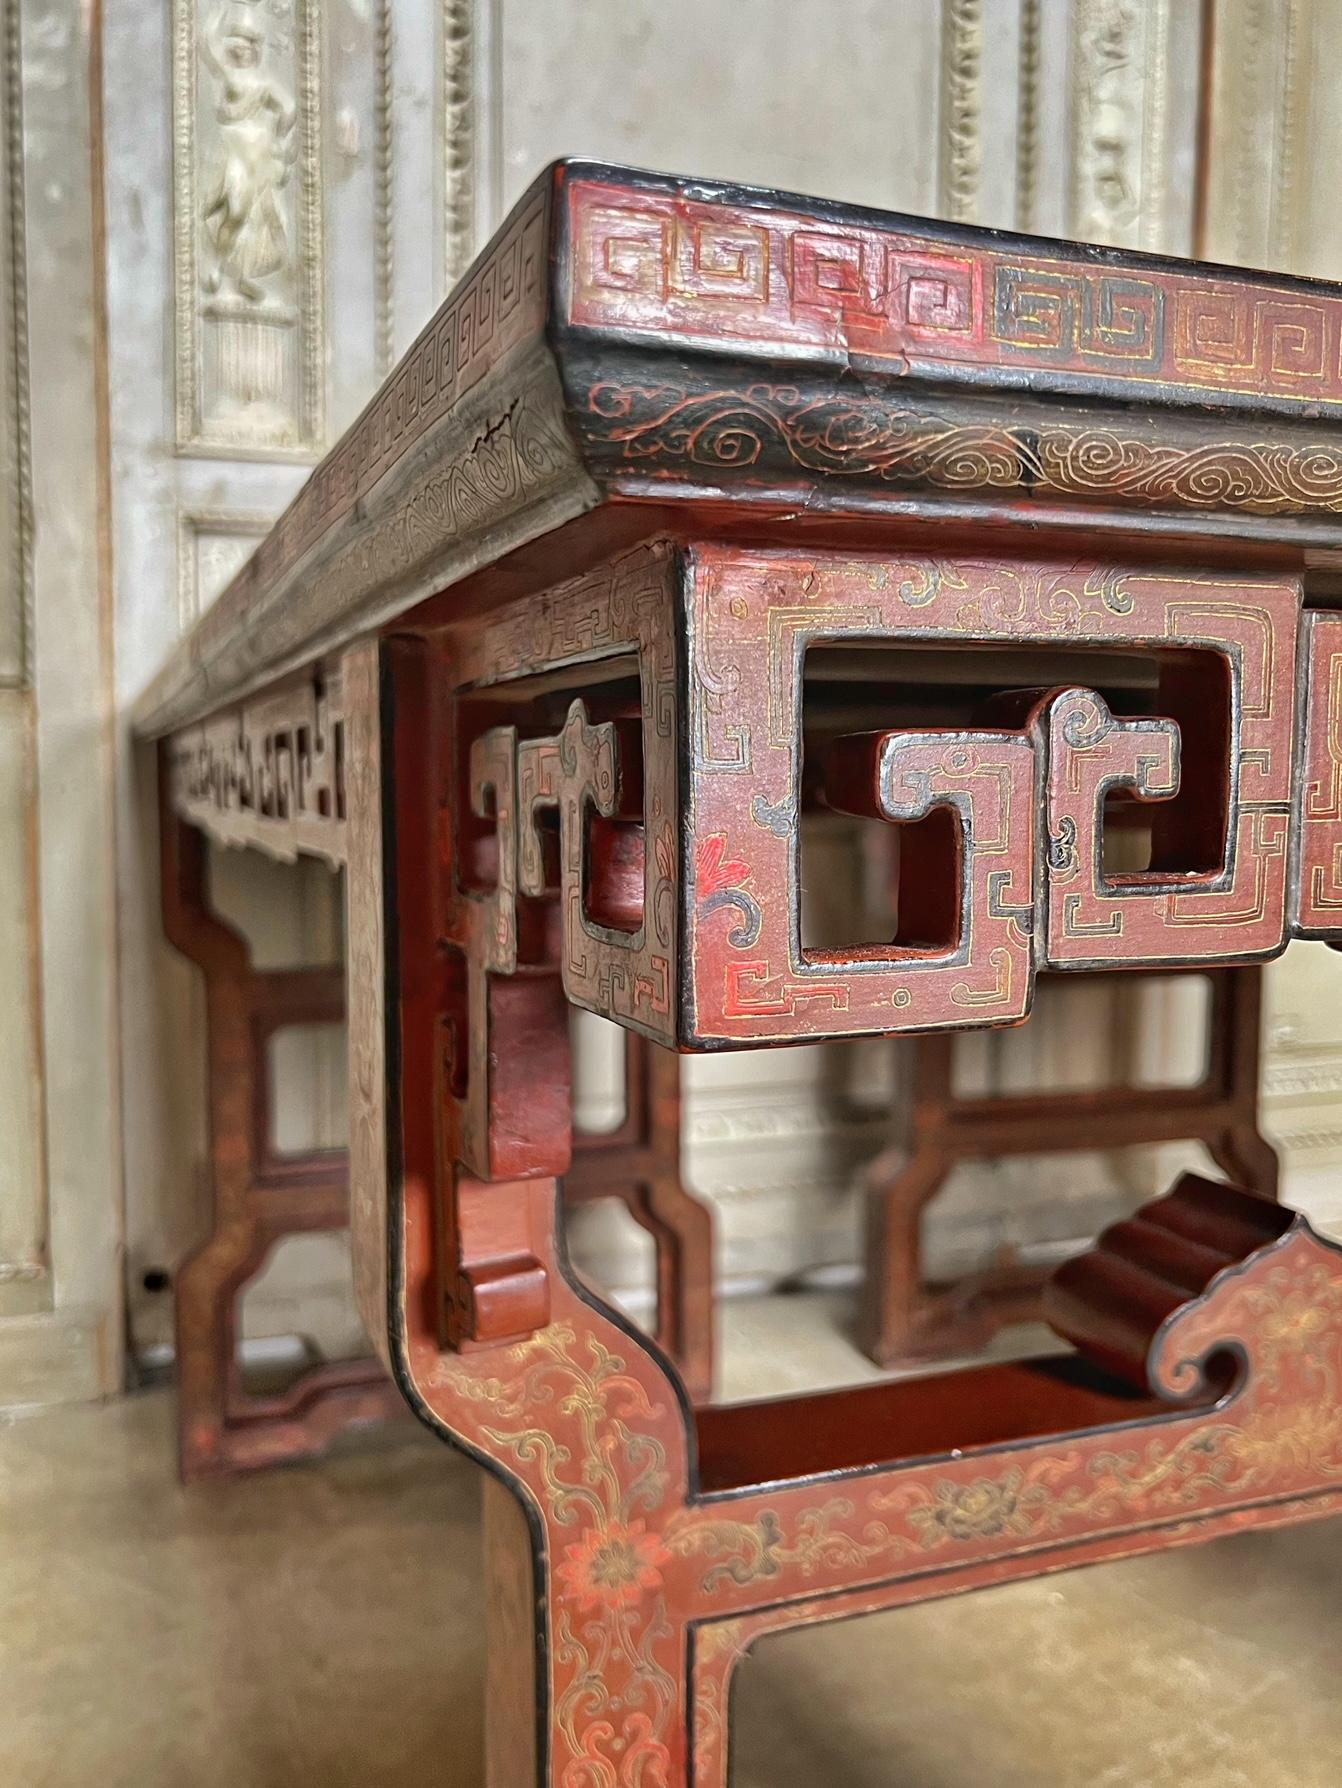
top-left (683, 548), bottom-right (1300, 1045)
top-left (439, 547), bottom-right (682, 1188)
top-left (167, 663), bottom-right (346, 866)
top-left (1293, 612), bottom-right (1342, 937)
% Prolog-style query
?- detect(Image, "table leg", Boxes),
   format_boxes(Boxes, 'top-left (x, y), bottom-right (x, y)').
top-left (160, 788), bottom-right (399, 1481)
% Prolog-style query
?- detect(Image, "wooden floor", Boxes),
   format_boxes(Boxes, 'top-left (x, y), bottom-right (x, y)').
top-left (3, 1294), bottom-right (1341, 1787)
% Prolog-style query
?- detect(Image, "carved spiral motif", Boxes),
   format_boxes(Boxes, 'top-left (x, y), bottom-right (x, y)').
top-left (1048, 816), bottom-right (1079, 874)
top-left (1061, 694), bottom-right (1113, 750)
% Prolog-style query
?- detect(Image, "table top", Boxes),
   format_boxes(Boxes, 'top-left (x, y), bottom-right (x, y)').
top-left (136, 159), bottom-right (1342, 738)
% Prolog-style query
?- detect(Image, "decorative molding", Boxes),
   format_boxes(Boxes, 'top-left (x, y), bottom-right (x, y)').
top-left (939, 0), bottom-right (984, 223)
top-left (373, 0), bottom-right (394, 380)
top-left (0, 0), bottom-right (31, 688)
top-left (568, 178), bottom-right (1342, 417)
top-left (1069, 0), bottom-right (1169, 249)
top-left (215, 180), bottom-right (545, 593)
top-left (1268, 0), bottom-right (1305, 269)
top-left (137, 193), bottom-right (562, 738)
top-left (1204, 0), bottom-right (1309, 270)
top-left (1263, 1051), bottom-right (1342, 1101)
top-left (8, 0), bottom-right (121, 1389)
top-left (172, 0), bottom-right (325, 456)
top-left (1015, 0), bottom-right (1042, 233)
top-left (1233, 0), bottom-right (1272, 262)
top-left (442, 0), bottom-right (475, 286)
top-left (1263, 1038), bottom-right (1342, 1157)
top-left (1272, 1123), bottom-right (1342, 1157)
top-left (0, 1305), bottom-right (115, 1407)
top-left (0, 1257), bottom-right (42, 1283)
top-left (176, 506), bottom-right (271, 629)
top-left (1260, 977), bottom-right (1342, 1154)
top-left (1139, 1), bottom-right (1171, 250)
top-left (686, 1099), bottom-right (889, 1150)
top-left (583, 375), bottom-right (1342, 520)
top-left (0, 9), bottom-right (43, 1312)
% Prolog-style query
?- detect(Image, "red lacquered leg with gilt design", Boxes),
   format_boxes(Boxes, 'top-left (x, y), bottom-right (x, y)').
top-left (142, 164), bottom-right (1342, 1786)
top-left (342, 632), bottom-right (1342, 1788)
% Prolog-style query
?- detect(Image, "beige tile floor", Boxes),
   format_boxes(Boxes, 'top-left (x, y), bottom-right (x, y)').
top-left (2, 1296), bottom-right (1341, 1787)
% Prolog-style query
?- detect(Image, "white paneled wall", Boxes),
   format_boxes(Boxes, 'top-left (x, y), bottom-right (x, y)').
top-left (4, 2), bottom-right (1342, 1406)
top-left (0, 0), bottom-right (121, 1407)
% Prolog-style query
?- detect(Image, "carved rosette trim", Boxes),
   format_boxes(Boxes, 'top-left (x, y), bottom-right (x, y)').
top-left (1015, 0), bottom-right (1042, 233)
top-left (442, 0), bottom-right (476, 287)
top-left (373, 0), bottom-right (394, 380)
top-left (939, 0), bottom-right (983, 224)
top-left (295, 0), bottom-right (323, 443)
top-left (1, 0), bottom-right (30, 686)
top-left (1203, 0), bottom-right (1308, 270)
top-left (1269, 0), bottom-right (1305, 270)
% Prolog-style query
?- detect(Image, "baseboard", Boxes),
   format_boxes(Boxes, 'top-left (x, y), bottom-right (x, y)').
top-left (0, 1306), bottom-right (119, 1412)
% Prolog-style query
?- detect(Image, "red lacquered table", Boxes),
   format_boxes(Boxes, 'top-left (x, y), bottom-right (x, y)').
top-left (138, 161), bottom-right (1342, 1785)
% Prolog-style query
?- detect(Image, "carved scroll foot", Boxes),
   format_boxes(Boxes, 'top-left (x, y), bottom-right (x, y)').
top-left (1045, 1172), bottom-right (1297, 1394)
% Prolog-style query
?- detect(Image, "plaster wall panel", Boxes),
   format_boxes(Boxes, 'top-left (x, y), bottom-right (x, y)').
top-left (489, 0), bottom-right (943, 223)
top-left (0, 0), bottom-right (44, 1331)
top-left (104, 0), bottom-right (434, 1359)
top-left (0, 0), bottom-right (124, 1406)
top-left (0, 691), bottom-right (44, 1317)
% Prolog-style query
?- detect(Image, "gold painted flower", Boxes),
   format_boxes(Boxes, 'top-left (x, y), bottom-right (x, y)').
top-left (1259, 1298), bottom-right (1330, 1352)
top-left (557, 1520), bottom-right (670, 1609)
top-left (1230, 1403), bottom-right (1342, 1476)
top-left (911, 1472), bottom-right (1031, 1544)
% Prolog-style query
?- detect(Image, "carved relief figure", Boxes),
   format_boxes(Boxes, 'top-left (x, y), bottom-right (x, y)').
top-left (1071, 0), bottom-right (1154, 248)
top-left (200, 4), bottom-right (296, 301)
